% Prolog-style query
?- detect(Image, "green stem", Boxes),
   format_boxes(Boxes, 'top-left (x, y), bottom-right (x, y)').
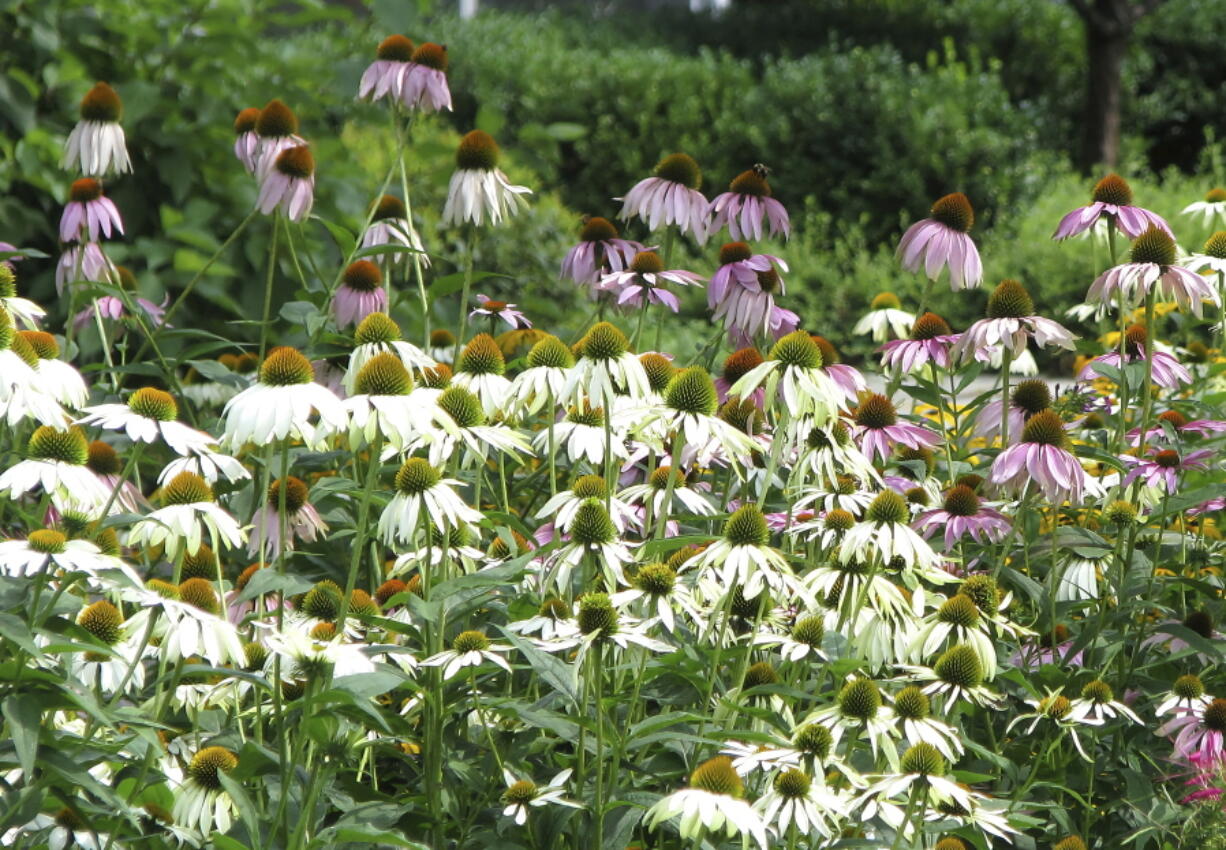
top-left (998, 346), bottom-right (1013, 448)
top-left (259, 213), bottom-right (281, 360)
top-left (335, 434), bottom-right (383, 631)
top-left (592, 644), bottom-right (606, 850)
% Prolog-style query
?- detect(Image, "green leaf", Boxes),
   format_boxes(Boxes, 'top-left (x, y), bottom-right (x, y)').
top-left (498, 627), bottom-right (578, 706)
top-left (428, 270), bottom-right (507, 302)
top-left (219, 773), bottom-right (262, 843)
top-left (233, 569), bottom-right (314, 605)
top-left (3, 693), bottom-right (40, 777)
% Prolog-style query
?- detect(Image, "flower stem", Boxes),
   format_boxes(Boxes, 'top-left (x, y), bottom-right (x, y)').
top-left (592, 643), bottom-right (606, 850)
top-left (259, 212), bottom-right (281, 361)
top-left (335, 435), bottom-right (383, 631)
top-left (998, 346), bottom-right (1013, 448)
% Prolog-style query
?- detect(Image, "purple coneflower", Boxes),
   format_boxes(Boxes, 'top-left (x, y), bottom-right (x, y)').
top-left (470, 294), bottom-right (530, 329)
top-left (850, 393), bottom-right (939, 464)
top-left (232, 107), bottom-right (261, 174)
top-left (618, 153), bottom-right (709, 243)
top-left (400, 42), bottom-right (452, 113)
top-left (1121, 446), bottom-right (1212, 494)
top-left (358, 35), bottom-right (415, 102)
top-left (714, 347), bottom-right (764, 405)
top-left (1053, 173), bottom-right (1171, 240)
top-left (599, 250), bottom-right (703, 313)
top-left (713, 265), bottom-right (795, 347)
top-left (258, 145), bottom-right (315, 222)
top-left (253, 99), bottom-right (306, 178)
top-left (62, 82), bottom-right (131, 176)
top-left (55, 242), bottom-right (116, 295)
top-left (560, 216), bottom-right (642, 289)
top-left (361, 194), bottom-right (429, 274)
top-left (442, 130), bottom-right (531, 227)
top-left (951, 279), bottom-right (1075, 363)
top-left (879, 312), bottom-right (958, 373)
top-left (59, 178), bottom-right (123, 243)
top-left (706, 164), bottom-right (790, 241)
top-left (974, 379), bottom-right (1051, 444)
top-left (72, 265), bottom-right (166, 331)
top-left (1088, 226), bottom-right (1215, 316)
top-left (811, 336), bottom-right (865, 402)
top-left (1079, 324), bottom-right (1191, 390)
top-left (1132, 409), bottom-right (1226, 443)
top-left (1160, 699), bottom-right (1226, 764)
top-left (249, 476), bottom-right (328, 557)
top-left (914, 485), bottom-right (1011, 550)
top-left (896, 192), bottom-right (982, 291)
top-left (333, 260), bottom-right (386, 329)
top-left (990, 410), bottom-right (1085, 503)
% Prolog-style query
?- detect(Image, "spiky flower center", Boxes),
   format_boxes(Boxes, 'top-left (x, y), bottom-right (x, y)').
top-left (87, 440), bottom-right (121, 476)
top-left (421, 364), bottom-right (452, 388)
top-left (934, 644), bottom-right (983, 688)
top-left (259, 347), bottom-right (313, 386)
top-left (959, 577), bottom-right (1000, 616)
top-left (0, 267), bottom-right (14, 297)
top-left (411, 42), bottom-right (448, 71)
top-left (1054, 838), bottom-right (1088, 850)
top-left (577, 593), bottom-right (619, 639)
top-left (580, 322), bottom-right (629, 361)
top-left (793, 723), bottom-right (832, 758)
top-left (375, 34), bottom-right (414, 61)
top-left (188, 747), bottom-right (238, 790)
top-left (689, 756), bottom-right (742, 797)
top-left (1021, 410), bottom-right (1068, 448)
top-left (256, 99), bottom-right (298, 137)
top-left (721, 349), bottom-right (763, 387)
top-left (839, 678), bottom-right (882, 720)
top-left (1204, 699), bottom-right (1226, 732)
top-left (147, 578), bottom-right (179, 599)
top-left (1092, 174), bottom-right (1132, 206)
top-left (654, 153), bottom-right (701, 190)
top-left (80, 82), bottom-right (122, 122)
top-left (431, 329), bottom-right (456, 348)
top-left (744, 661), bottom-right (779, 689)
top-left (910, 312), bottom-right (952, 340)
top-left (854, 393), bottom-right (897, 429)
top-left (1081, 679), bottom-right (1114, 703)
top-left (729, 169), bottom-right (770, 197)
top-left (941, 485), bottom-right (980, 518)
top-left (69, 178), bottom-right (103, 203)
top-left (1041, 694), bottom-right (1072, 719)
top-left (1158, 409), bottom-right (1188, 430)
top-left (266, 476), bottom-right (309, 513)
top-left (900, 742), bottom-right (946, 776)
top-left (929, 193), bottom-right (973, 233)
top-left (719, 242), bottom-right (754, 265)
top-left (824, 509), bottom-right (856, 533)
top-left (502, 779), bottom-right (537, 805)
top-left (640, 353), bottom-right (675, 391)
top-left (1130, 225), bottom-right (1176, 267)
top-left (349, 588), bottom-right (380, 617)
top-left (571, 499), bottom-right (616, 546)
top-left (1204, 231), bottom-right (1226, 259)
top-left (127, 387), bottom-right (178, 422)
top-left (872, 292), bottom-right (901, 310)
top-left (938, 594), bottom-right (980, 628)
top-left (665, 367), bottom-right (717, 416)
top-left (1174, 674), bottom-right (1205, 699)
top-left (1153, 449), bottom-right (1181, 469)
top-left (9, 334), bottom-right (36, 368)
top-left (769, 330), bottom-right (823, 369)
top-left (18, 330), bottom-right (58, 360)
top-left (244, 641), bottom-right (268, 671)
top-left (375, 579), bottom-right (408, 606)
top-left (724, 504), bottom-right (769, 546)
top-left (986, 279), bottom-right (1034, 319)
top-left (452, 630), bottom-right (490, 653)
top-left (579, 215), bottom-right (618, 242)
top-left (1103, 499), bottom-right (1138, 525)
top-left (180, 545), bottom-right (217, 581)
top-left (631, 251), bottom-right (664, 276)
top-left (395, 457), bottom-right (441, 495)
top-left (355, 352), bottom-right (413, 396)
top-left (538, 596), bottom-right (570, 619)
top-left (28, 426), bottom-right (89, 465)
top-left (866, 490), bottom-right (909, 525)
top-left (1185, 610), bottom-right (1214, 638)
top-left (572, 474), bottom-right (607, 500)
top-left (341, 260), bottom-right (382, 293)
top-left (1011, 379), bottom-right (1051, 415)
top-left (161, 471), bottom-right (213, 505)
top-left (894, 685), bottom-right (930, 719)
top-left (274, 145), bottom-right (314, 179)
top-left (649, 466), bottom-right (686, 490)
top-left (525, 334), bottom-right (574, 369)
top-left (179, 578), bottom-right (220, 614)
top-left (459, 333), bottom-right (505, 376)
top-left (437, 386), bottom-right (485, 427)
top-left (756, 268), bottom-right (781, 293)
top-left (78, 600), bottom-right (123, 644)
top-left (790, 615), bottom-right (824, 647)
top-left (456, 130), bottom-right (499, 171)
top-left (935, 839), bottom-right (969, 850)
top-left (767, 769), bottom-right (810, 802)
top-left (233, 107), bottom-right (260, 135)
top-left (633, 562), bottom-right (676, 595)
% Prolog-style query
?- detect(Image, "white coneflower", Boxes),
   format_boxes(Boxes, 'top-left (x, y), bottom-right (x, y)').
top-left (0, 425), bottom-right (111, 510)
top-left (441, 130), bottom-right (531, 227)
top-left (126, 472), bottom-right (246, 561)
top-left (1067, 679), bottom-right (1142, 725)
top-left (344, 352), bottom-right (451, 451)
top-left (803, 677), bottom-right (900, 764)
top-left (1183, 188), bottom-right (1226, 227)
top-left (536, 402), bottom-right (627, 466)
top-left (172, 746), bottom-right (239, 836)
top-left (249, 476), bottom-right (328, 558)
top-left (452, 333), bottom-right (513, 418)
top-left (753, 767), bottom-right (846, 840)
top-left (730, 331), bottom-right (844, 422)
top-left (506, 595), bottom-right (582, 643)
top-left (377, 457), bottom-right (482, 546)
top-left (257, 144), bottom-right (315, 223)
top-left (18, 330), bottom-right (87, 410)
top-left (1155, 674), bottom-right (1212, 718)
top-left (907, 591), bottom-right (998, 677)
top-left (69, 599), bottom-right (147, 695)
top-left (0, 265), bottom-right (46, 329)
top-left (643, 756), bottom-right (769, 850)
top-left (499, 768), bottom-right (582, 825)
top-left (421, 629), bottom-right (514, 679)
top-left (78, 387), bottom-right (215, 456)
top-left (409, 385), bottom-right (532, 468)
top-left (344, 312), bottom-right (436, 394)
top-left (839, 490), bottom-right (943, 573)
top-left (536, 475), bottom-right (636, 535)
top-left (124, 580), bottom-right (246, 668)
top-left (890, 684), bottom-right (964, 761)
top-left (853, 292), bottom-right (915, 342)
top-left (566, 322), bottom-right (651, 404)
top-left (0, 328), bottom-right (65, 428)
top-left (854, 743), bottom-right (977, 835)
top-left (1057, 555), bottom-right (1103, 602)
top-left (628, 366), bottom-right (759, 461)
top-left (157, 448), bottom-right (251, 486)
top-left (0, 528), bottom-right (138, 586)
top-left (221, 346), bottom-right (347, 450)
top-left (691, 504), bottom-right (803, 603)
top-left (510, 333), bottom-right (577, 415)
top-left (792, 419), bottom-right (879, 488)
top-left (751, 612), bottom-right (829, 663)
top-left (544, 498), bottom-right (635, 591)
top-left (62, 82), bottom-right (131, 176)
top-left (610, 562), bottom-right (700, 634)
top-left (620, 464), bottom-right (715, 519)
top-left (266, 622), bottom-right (376, 678)
top-left (910, 644), bottom-right (1001, 711)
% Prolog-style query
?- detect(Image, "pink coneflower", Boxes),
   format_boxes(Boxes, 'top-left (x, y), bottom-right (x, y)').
top-left (896, 192), bottom-right (982, 291)
top-left (1011, 624), bottom-right (1083, 670)
top-left (1159, 699), bottom-right (1226, 764)
top-left (55, 242), bottom-right (116, 295)
top-left (714, 347), bottom-right (765, 405)
top-left (1088, 226), bottom-right (1215, 316)
top-left (358, 35), bottom-right (415, 102)
top-left (1121, 446), bottom-right (1212, 494)
top-left (62, 82), bottom-right (131, 177)
top-left (59, 178), bottom-right (124, 243)
top-left (249, 476), bottom-right (328, 558)
top-left (879, 312), bottom-right (958, 373)
top-left (599, 250), bottom-right (703, 313)
top-left (914, 484), bottom-right (1011, 550)
top-left (990, 410), bottom-right (1085, 503)
top-left (560, 216), bottom-right (642, 288)
top-left (470, 294), bottom-right (530, 329)
top-left (232, 107), bottom-right (261, 174)
top-left (975, 379), bottom-right (1051, 444)
top-left (1053, 173), bottom-right (1171, 241)
top-left (710, 255), bottom-right (795, 347)
top-left (253, 99), bottom-right (306, 179)
top-left (1190, 496), bottom-right (1226, 515)
top-left (811, 336), bottom-right (866, 402)
top-left (361, 194), bottom-right (430, 274)
top-left (1132, 409), bottom-right (1226, 443)
top-left (258, 145), bottom-right (315, 223)
top-left (442, 131), bottom-right (531, 228)
top-left (72, 265), bottom-right (166, 331)
top-left (400, 42), bottom-right (453, 113)
top-left (706, 164), bottom-right (790, 241)
top-left (1179, 750), bottom-right (1226, 803)
top-left (333, 260), bottom-right (387, 329)
top-left (951, 279), bottom-right (1076, 362)
top-left (850, 393), bottom-right (939, 464)
top-left (618, 153), bottom-right (709, 243)
top-left (1079, 324), bottom-right (1191, 390)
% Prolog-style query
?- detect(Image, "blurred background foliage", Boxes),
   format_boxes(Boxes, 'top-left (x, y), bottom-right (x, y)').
top-left (1, 0), bottom-right (1225, 368)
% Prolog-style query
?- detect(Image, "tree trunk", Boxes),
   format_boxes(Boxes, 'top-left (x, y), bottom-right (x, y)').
top-left (1081, 23), bottom-right (1128, 170)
